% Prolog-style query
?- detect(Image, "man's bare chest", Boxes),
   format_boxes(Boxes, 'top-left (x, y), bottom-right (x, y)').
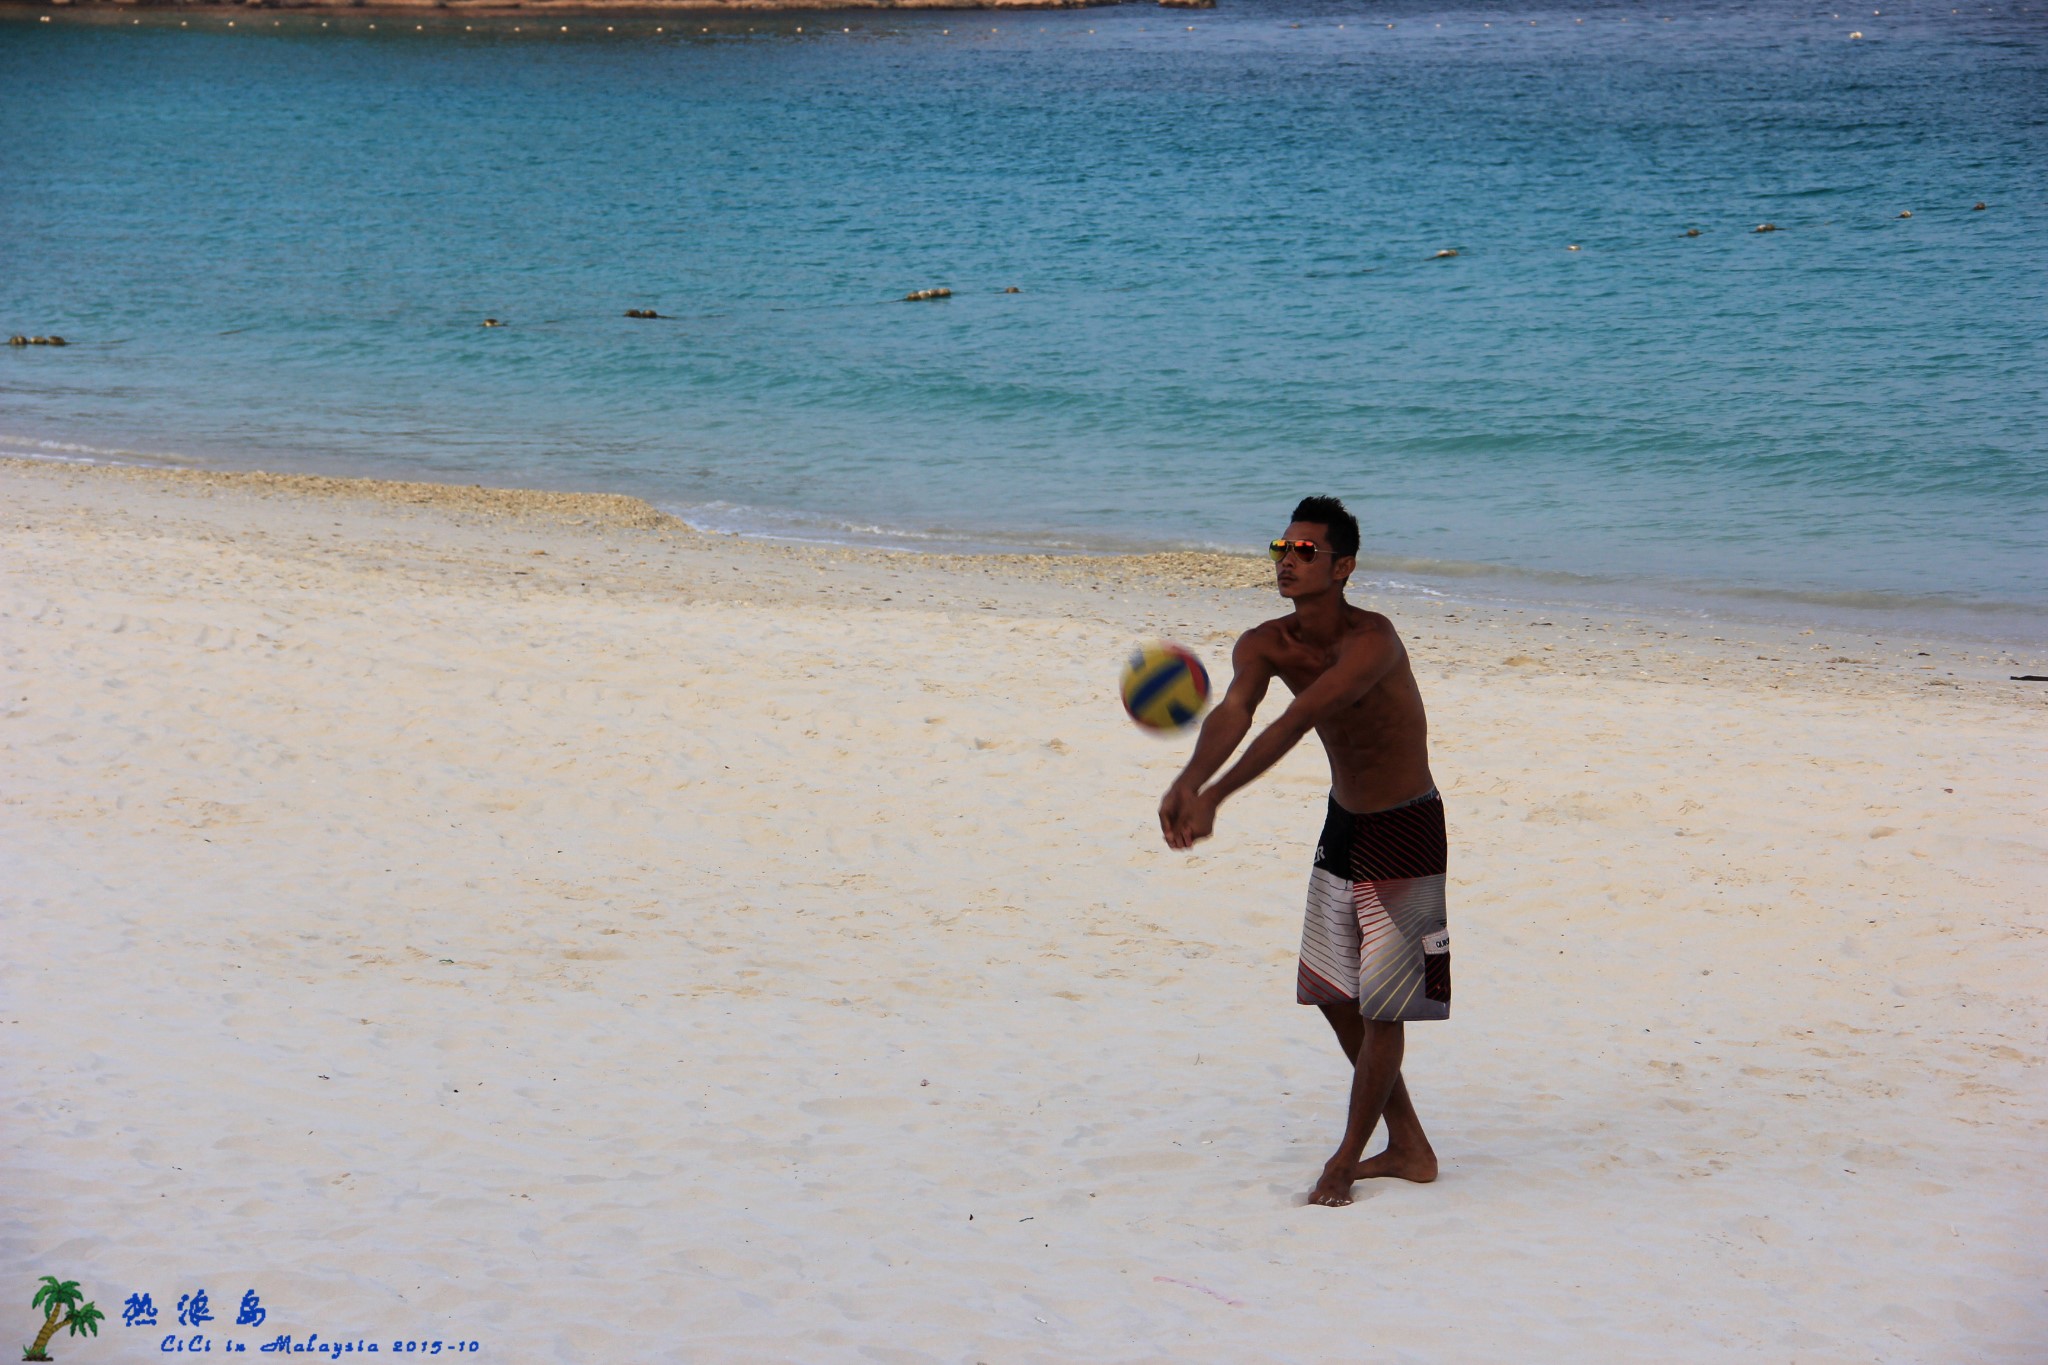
top-left (1271, 643), bottom-right (1343, 696)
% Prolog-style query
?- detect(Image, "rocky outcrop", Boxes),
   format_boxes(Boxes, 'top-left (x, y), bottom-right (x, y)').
top-left (41, 0), bottom-right (1128, 12)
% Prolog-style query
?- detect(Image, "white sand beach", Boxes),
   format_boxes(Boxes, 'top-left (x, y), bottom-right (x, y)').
top-left (4, 457), bottom-right (2044, 1361)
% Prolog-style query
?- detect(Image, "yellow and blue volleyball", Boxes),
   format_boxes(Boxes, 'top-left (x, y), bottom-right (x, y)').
top-left (1120, 641), bottom-right (1211, 731)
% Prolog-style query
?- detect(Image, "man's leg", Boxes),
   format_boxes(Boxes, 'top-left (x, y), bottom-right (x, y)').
top-left (1317, 1000), bottom-right (1365, 1064)
top-left (1354, 1074), bottom-right (1437, 1184)
top-left (1309, 1012), bottom-right (1438, 1207)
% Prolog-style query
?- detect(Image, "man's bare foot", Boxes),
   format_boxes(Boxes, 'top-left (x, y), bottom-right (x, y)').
top-left (1308, 1156), bottom-right (1356, 1207)
top-left (1351, 1146), bottom-right (1438, 1183)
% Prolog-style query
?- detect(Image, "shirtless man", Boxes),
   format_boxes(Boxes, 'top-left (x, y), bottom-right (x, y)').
top-left (1159, 495), bottom-right (1449, 1208)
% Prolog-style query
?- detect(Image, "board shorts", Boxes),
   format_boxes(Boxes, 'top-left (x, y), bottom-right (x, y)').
top-left (1296, 789), bottom-right (1451, 1021)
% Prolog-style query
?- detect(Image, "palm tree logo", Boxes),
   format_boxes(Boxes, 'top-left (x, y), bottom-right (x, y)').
top-left (22, 1277), bottom-right (102, 1362)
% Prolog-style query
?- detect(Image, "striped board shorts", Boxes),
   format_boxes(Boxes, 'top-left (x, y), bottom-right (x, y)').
top-left (1296, 789), bottom-right (1451, 1021)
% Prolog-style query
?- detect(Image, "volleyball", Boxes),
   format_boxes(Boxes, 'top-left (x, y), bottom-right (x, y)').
top-left (1120, 641), bottom-right (1211, 731)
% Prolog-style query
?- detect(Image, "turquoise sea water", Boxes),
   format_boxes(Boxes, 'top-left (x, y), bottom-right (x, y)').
top-left (2, 0), bottom-right (2044, 635)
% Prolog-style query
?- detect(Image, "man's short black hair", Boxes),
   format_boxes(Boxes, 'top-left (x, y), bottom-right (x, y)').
top-left (1290, 496), bottom-right (1359, 560)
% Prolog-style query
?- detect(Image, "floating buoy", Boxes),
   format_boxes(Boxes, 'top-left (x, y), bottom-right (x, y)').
top-left (1432, 249), bottom-right (1459, 259)
top-left (45, 336), bottom-right (66, 346)
top-left (481, 318), bottom-right (503, 327)
top-left (7, 335), bottom-right (27, 346)
top-left (1898, 209), bottom-right (1912, 218)
top-left (1685, 228), bottom-right (1702, 237)
top-left (1973, 201), bottom-right (1987, 210)
top-left (1755, 223), bottom-right (1779, 233)
top-left (624, 309), bottom-right (662, 319)
top-left (904, 288), bottom-right (953, 302)
top-left (1003, 286), bottom-right (1021, 294)
top-left (1567, 244), bottom-right (1581, 251)
top-left (1849, 29), bottom-right (1863, 37)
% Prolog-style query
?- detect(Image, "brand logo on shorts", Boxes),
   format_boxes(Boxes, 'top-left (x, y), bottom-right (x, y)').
top-left (1422, 930), bottom-right (1450, 955)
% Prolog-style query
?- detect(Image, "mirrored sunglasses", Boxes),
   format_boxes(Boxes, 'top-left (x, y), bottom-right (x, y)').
top-left (1268, 539), bottom-right (1321, 563)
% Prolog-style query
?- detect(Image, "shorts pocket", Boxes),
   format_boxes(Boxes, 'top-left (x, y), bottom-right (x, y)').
top-left (1422, 929), bottom-right (1451, 1004)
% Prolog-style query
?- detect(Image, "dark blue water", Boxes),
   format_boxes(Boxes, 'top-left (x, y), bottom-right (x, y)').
top-left (3, 0), bottom-right (2044, 630)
